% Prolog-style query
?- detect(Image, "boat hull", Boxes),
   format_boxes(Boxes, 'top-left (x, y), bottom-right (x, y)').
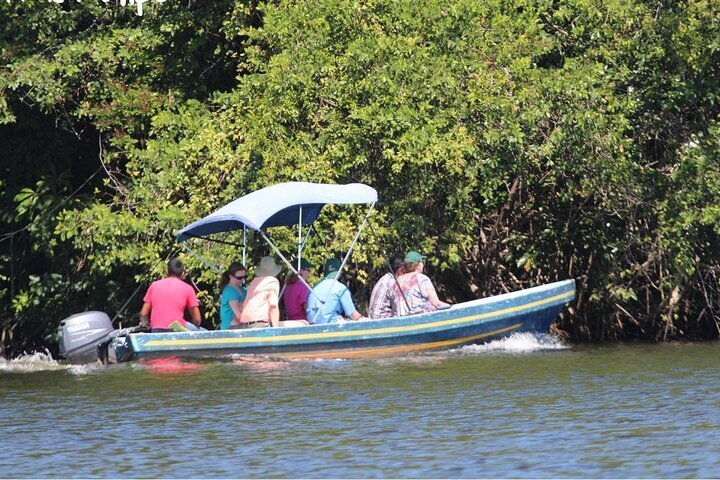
top-left (121, 279), bottom-right (575, 361)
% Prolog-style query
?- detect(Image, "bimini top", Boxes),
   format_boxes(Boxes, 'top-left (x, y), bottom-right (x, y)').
top-left (177, 182), bottom-right (377, 242)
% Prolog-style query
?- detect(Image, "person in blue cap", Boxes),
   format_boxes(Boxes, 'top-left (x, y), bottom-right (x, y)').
top-left (390, 250), bottom-right (450, 316)
top-left (306, 258), bottom-right (365, 324)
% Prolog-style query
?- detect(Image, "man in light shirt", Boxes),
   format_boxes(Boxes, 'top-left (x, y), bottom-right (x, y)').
top-left (306, 258), bottom-right (365, 324)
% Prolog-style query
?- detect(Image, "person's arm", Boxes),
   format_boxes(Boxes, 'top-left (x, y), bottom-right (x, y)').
top-left (269, 279), bottom-right (280, 327)
top-left (139, 302), bottom-right (151, 328)
top-left (420, 276), bottom-right (450, 308)
top-left (269, 304), bottom-right (279, 327)
top-left (297, 286), bottom-right (309, 320)
top-left (186, 285), bottom-right (201, 326)
top-left (339, 287), bottom-right (363, 320)
top-left (229, 299), bottom-right (243, 320)
top-left (188, 306), bottom-right (201, 326)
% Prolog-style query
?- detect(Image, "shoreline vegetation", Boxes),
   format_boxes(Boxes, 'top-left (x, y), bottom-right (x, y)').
top-left (1, 0), bottom-right (719, 357)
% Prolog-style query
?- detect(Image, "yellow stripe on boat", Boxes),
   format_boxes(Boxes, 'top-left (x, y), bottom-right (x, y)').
top-left (278, 323), bottom-right (523, 358)
top-left (142, 289), bottom-right (573, 348)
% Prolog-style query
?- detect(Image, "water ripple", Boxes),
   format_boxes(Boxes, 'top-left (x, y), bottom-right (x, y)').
top-left (3, 340), bottom-right (720, 477)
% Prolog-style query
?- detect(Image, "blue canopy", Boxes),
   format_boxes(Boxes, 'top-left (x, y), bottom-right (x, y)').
top-left (177, 182), bottom-right (377, 242)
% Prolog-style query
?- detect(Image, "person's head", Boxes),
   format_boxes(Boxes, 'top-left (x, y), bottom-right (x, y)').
top-left (219, 261), bottom-right (246, 290)
top-left (167, 258), bottom-right (185, 278)
top-left (389, 253), bottom-right (403, 274)
top-left (323, 257), bottom-right (342, 277)
top-left (287, 259), bottom-right (313, 284)
top-left (401, 250), bottom-right (426, 274)
top-left (255, 256), bottom-right (282, 278)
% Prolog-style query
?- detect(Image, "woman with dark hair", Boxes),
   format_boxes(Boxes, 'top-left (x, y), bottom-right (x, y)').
top-left (218, 261), bottom-right (247, 330)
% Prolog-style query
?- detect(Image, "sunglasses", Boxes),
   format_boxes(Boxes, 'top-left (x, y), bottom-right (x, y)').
top-left (232, 274), bottom-right (247, 280)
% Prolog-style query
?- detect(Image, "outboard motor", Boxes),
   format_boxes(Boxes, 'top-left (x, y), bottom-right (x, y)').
top-left (58, 311), bottom-right (115, 363)
top-left (97, 326), bottom-right (142, 364)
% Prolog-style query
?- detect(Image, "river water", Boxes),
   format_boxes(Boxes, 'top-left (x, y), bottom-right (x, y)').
top-left (2, 333), bottom-right (720, 478)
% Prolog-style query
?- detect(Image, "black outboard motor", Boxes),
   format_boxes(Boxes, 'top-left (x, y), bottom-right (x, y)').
top-left (58, 311), bottom-right (115, 363)
top-left (96, 326), bottom-right (142, 364)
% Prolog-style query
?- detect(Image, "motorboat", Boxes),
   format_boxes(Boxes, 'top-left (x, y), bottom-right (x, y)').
top-left (58, 182), bottom-right (574, 363)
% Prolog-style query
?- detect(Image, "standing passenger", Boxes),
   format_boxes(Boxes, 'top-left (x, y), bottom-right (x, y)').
top-left (391, 251), bottom-right (450, 316)
top-left (139, 258), bottom-right (203, 333)
top-left (219, 262), bottom-right (247, 330)
top-left (238, 256), bottom-right (282, 328)
top-left (306, 258), bottom-right (364, 324)
top-left (368, 254), bottom-right (403, 319)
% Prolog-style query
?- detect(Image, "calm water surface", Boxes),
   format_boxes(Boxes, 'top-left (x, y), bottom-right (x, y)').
top-left (2, 334), bottom-right (720, 478)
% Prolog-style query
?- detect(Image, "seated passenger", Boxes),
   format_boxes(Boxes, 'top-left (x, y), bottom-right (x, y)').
top-left (306, 258), bottom-right (365, 324)
top-left (238, 256), bottom-right (282, 328)
top-left (282, 258), bottom-right (313, 323)
top-left (219, 261), bottom-right (247, 330)
top-left (368, 254), bottom-right (403, 319)
top-left (391, 250), bottom-right (450, 316)
top-left (139, 258), bottom-right (204, 333)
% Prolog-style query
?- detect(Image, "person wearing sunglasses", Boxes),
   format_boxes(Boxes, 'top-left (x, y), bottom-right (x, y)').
top-left (219, 261), bottom-right (247, 330)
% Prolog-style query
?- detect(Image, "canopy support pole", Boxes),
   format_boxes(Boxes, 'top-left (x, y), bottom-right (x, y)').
top-left (243, 226), bottom-right (247, 266)
top-left (297, 222), bottom-right (316, 260)
top-left (180, 232), bottom-right (245, 249)
top-left (335, 202), bottom-right (375, 281)
top-left (260, 231), bottom-right (314, 293)
top-left (298, 207), bottom-right (302, 271)
top-left (310, 202), bottom-right (375, 324)
top-left (181, 243), bottom-right (221, 274)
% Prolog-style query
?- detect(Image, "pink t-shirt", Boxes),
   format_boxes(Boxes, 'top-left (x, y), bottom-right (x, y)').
top-left (143, 277), bottom-right (199, 329)
top-left (283, 280), bottom-right (309, 320)
top-left (240, 276), bottom-right (280, 324)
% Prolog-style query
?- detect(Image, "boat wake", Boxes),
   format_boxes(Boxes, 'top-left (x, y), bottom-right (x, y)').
top-left (0, 351), bottom-right (99, 375)
top-left (456, 332), bottom-right (568, 355)
top-left (0, 351), bottom-right (65, 373)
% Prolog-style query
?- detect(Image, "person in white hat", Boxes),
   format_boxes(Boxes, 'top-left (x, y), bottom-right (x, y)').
top-left (238, 256), bottom-right (283, 328)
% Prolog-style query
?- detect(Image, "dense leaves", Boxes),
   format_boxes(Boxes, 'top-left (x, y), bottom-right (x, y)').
top-left (1, 0), bottom-right (719, 356)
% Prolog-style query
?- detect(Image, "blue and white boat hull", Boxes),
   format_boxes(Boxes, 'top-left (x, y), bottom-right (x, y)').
top-left (115, 279), bottom-right (575, 361)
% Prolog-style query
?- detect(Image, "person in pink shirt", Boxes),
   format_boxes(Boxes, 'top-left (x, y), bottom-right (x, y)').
top-left (238, 256), bottom-right (282, 328)
top-left (282, 258), bottom-right (313, 322)
top-left (139, 258), bottom-right (203, 332)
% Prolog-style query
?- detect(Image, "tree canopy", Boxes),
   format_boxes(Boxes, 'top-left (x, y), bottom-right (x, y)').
top-left (1, 0), bottom-right (719, 356)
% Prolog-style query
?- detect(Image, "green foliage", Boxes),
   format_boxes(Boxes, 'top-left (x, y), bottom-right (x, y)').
top-left (1, 0), bottom-right (720, 355)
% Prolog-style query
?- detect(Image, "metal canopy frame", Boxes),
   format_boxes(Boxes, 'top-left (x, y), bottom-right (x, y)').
top-left (177, 182), bottom-right (377, 298)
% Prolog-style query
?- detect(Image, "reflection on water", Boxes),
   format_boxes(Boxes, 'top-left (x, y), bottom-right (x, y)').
top-left (3, 334), bottom-right (720, 478)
